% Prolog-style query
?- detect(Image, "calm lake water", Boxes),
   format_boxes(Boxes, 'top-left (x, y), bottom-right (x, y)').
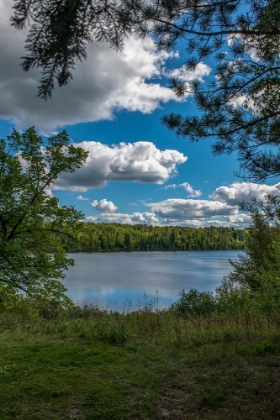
top-left (62, 250), bottom-right (243, 311)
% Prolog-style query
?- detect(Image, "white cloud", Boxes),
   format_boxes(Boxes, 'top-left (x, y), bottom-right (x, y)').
top-left (146, 198), bottom-right (237, 220)
top-left (44, 187), bottom-right (53, 197)
top-left (82, 182), bottom-right (280, 228)
top-left (0, 1), bottom-right (210, 133)
top-left (92, 199), bottom-right (118, 213)
top-left (54, 141), bottom-right (187, 191)
top-left (144, 182), bottom-right (280, 227)
top-left (163, 184), bottom-right (177, 190)
top-left (76, 195), bottom-right (89, 201)
top-left (227, 34), bottom-right (261, 62)
top-left (224, 214), bottom-right (253, 227)
top-left (228, 94), bottom-right (257, 113)
top-left (179, 182), bottom-right (202, 197)
top-left (210, 182), bottom-right (280, 206)
top-left (165, 62), bottom-right (211, 82)
top-left (86, 212), bottom-right (160, 225)
top-left (161, 218), bottom-right (205, 227)
top-left (163, 182), bottom-right (202, 197)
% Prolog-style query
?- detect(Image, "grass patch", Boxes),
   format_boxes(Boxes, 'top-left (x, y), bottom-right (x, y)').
top-left (1, 307), bottom-right (280, 419)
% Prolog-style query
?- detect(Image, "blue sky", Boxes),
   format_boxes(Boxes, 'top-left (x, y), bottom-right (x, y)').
top-left (1, 0), bottom-right (279, 228)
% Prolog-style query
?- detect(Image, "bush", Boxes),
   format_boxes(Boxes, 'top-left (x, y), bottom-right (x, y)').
top-left (171, 289), bottom-right (216, 318)
top-left (214, 278), bottom-right (252, 317)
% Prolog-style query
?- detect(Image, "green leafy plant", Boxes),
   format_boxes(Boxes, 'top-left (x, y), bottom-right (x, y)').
top-left (171, 288), bottom-right (216, 318)
top-left (0, 127), bottom-right (88, 307)
top-left (216, 193), bottom-right (280, 317)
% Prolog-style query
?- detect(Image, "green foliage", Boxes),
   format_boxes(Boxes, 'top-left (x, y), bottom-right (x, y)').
top-left (63, 223), bottom-right (246, 252)
top-left (171, 193), bottom-right (280, 320)
top-left (171, 288), bottom-right (216, 318)
top-left (215, 194), bottom-right (280, 318)
top-left (12, 1), bottom-right (280, 180)
top-left (214, 277), bottom-right (252, 318)
top-left (228, 214), bottom-right (280, 291)
top-left (12, 0), bottom-right (135, 99)
top-left (0, 127), bottom-right (88, 305)
top-left (150, 0), bottom-right (280, 181)
top-left (252, 270), bottom-right (280, 316)
top-left (0, 284), bottom-right (19, 311)
top-left (1, 300), bottom-right (280, 419)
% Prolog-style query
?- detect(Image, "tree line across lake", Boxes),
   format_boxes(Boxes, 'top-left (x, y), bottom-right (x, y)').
top-left (62, 224), bottom-right (247, 252)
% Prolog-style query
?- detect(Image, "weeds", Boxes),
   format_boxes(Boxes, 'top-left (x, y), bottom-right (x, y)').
top-left (1, 296), bottom-right (280, 419)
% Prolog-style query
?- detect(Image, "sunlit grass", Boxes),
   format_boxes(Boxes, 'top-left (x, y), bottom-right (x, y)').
top-left (1, 299), bottom-right (280, 419)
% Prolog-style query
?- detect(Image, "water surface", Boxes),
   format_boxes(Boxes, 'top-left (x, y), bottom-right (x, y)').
top-left (62, 250), bottom-right (243, 311)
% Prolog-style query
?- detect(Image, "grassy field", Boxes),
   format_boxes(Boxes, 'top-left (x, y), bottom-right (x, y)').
top-left (1, 306), bottom-right (280, 420)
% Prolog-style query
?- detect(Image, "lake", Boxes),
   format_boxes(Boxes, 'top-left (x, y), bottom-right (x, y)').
top-left (62, 250), bottom-right (243, 311)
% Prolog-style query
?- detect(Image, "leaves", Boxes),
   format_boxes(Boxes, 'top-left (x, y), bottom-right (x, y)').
top-left (10, 1), bottom-right (280, 179)
top-left (0, 127), bottom-right (88, 304)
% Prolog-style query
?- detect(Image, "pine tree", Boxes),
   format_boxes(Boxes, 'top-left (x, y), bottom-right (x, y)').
top-left (10, 1), bottom-right (280, 180)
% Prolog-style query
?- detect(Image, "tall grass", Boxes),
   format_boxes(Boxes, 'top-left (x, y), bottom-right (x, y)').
top-left (1, 292), bottom-right (279, 348)
top-left (1, 293), bottom-right (280, 419)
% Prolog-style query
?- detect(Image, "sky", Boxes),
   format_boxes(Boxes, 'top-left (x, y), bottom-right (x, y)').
top-left (1, 0), bottom-right (279, 228)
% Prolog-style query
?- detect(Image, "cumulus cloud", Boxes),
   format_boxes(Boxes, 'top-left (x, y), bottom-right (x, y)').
top-left (180, 182), bottom-right (202, 197)
top-left (76, 195), bottom-right (89, 201)
top-left (228, 34), bottom-right (261, 62)
top-left (210, 182), bottom-right (280, 206)
top-left (146, 198), bottom-right (237, 220)
top-left (92, 199), bottom-right (118, 213)
top-left (54, 141), bottom-right (187, 191)
top-left (165, 62), bottom-right (211, 82)
top-left (224, 214), bottom-right (253, 227)
top-left (0, 1), bottom-right (210, 132)
top-left (144, 182), bottom-right (280, 226)
top-left (86, 212), bottom-right (160, 225)
top-left (228, 94), bottom-right (257, 113)
top-left (82, 182), bottom-right (280, 228)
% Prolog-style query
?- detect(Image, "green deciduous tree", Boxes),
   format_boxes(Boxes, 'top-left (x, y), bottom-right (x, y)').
top-left (171, 288), bottom-right (216, 318)
top-left (172, 200), bottom-right (280, 319)
top-left (228, 213), bottom-right (280, 291)
top-left (0, 127), bottom-right (88, 305)
top-left (216, 192), bottom-right (280, 316)
top-left (11, 0), bottom-right (280, 180)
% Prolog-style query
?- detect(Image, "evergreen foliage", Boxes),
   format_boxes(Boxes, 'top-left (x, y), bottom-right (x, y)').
top-left (159, 0), bottom-right (280, 181)
top-left (11, 0), bottom-right (136, 98)
top-left (11, 0), bottom-right (280, 180)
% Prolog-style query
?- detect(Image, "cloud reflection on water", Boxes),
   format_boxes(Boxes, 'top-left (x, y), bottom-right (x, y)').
top-left (62, 251), bottom-right (243, 311)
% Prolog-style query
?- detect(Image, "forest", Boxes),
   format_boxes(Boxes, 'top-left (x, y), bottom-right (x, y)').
top-left (62, 223), bottom-right (247, 252)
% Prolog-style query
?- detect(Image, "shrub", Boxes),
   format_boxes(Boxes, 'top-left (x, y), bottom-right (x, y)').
top-left (171, 288), bottom-right (216, 318)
